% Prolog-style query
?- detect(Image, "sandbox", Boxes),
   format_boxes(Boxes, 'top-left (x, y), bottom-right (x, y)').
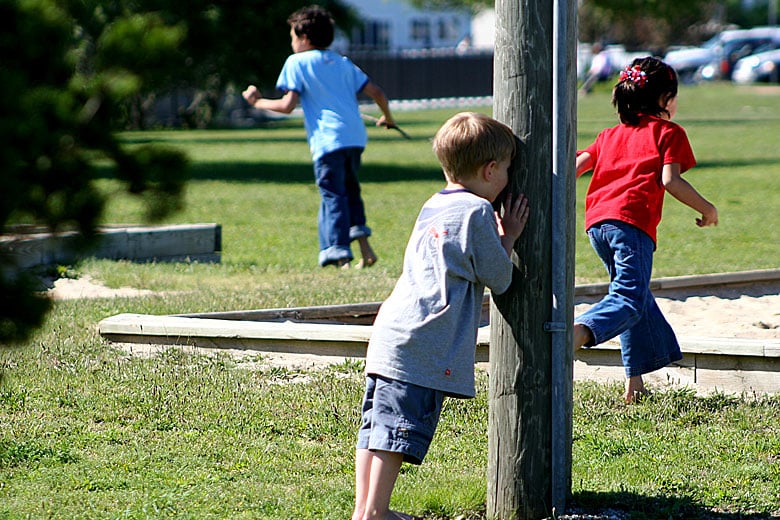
top-left (98, 269), bottom-right (780, 395)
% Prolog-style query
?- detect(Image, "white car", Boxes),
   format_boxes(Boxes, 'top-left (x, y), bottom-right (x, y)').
top-left (732, 48), bottom-right (780, 84)
top-left (665, 27), bottom-right (780, 82)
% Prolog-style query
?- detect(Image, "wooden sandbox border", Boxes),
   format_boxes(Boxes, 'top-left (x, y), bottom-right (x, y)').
top-left (99, 268), bottom-right (780, 395)
top-left (1, 223), bottom-right (221, 269)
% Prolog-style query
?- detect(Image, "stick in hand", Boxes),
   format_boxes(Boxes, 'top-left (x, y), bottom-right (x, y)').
top-left (360, 113), bottom-right (411, 139)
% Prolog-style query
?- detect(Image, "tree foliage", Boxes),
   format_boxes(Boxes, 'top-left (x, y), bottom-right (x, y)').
top-left (579, 0), bottom-right (718, 49)
top-left (61, 0), bottom-right (358, 127)
top-left (412, 0), bottom-right (769, 49)
top-left (0, 0), bottom-right (188, 346)
top-left (407, 0), bottom-right (490, 12)
top-left (1, 0), bottom-right (358, 348)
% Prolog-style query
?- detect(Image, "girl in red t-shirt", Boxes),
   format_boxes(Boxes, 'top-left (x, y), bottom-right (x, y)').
top-left (573, 56), bottom-right (718, 403)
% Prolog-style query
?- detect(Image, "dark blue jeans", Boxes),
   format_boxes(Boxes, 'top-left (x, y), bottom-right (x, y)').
top-left (575, 220), bottom-right (682, 377)
top-left (313, 148), bottom-right (371, 266)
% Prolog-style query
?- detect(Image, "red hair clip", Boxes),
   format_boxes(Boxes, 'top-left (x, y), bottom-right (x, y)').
top-left (619, 65), bottom-right (648, 87)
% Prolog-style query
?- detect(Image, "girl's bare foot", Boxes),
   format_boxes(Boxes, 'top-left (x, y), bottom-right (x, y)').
top-left (624, 376), bottom-right (649, 404)
top-left (336, 258), bottom-right (351, 270)
top-left (356, 236), bottom-right (377, 269)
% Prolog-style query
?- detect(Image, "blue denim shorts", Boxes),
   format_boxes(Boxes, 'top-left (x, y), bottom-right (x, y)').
top-left (356, 375), bottom-right (445, 465)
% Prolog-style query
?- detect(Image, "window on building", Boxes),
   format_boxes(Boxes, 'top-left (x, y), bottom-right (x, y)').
top-left (411, 19), bottom-right (431, 45)
top-left (438, 17), bottom-right (462, 42)
top-left (351, 20), bottom-right (390, 51)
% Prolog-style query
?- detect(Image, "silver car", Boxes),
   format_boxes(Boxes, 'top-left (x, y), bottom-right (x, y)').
top-left (732, 48), bottom-right (780, 84)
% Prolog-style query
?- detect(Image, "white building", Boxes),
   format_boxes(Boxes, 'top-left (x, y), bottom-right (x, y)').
top-left (470, 8), bottom-right (496, 50)
top-left (338, 0), bottom-right (473, 52)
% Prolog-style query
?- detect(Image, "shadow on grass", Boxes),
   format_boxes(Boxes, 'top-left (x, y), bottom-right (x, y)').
top-left (93, 160), bottom-right (444, 184)
top-left (120, 118), bottom-right (434, 145)
top-left (121, 135), bottom-right (305, 146)
top-left (570, 490), bottom-right (772, 519)
top-left (694, 158), bottom-right (780, 169)
top-left (185, 161), bottom-right (444, 184)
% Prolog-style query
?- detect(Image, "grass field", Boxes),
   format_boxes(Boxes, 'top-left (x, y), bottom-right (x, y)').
top-left (1, 83), bottom-right (779, 519)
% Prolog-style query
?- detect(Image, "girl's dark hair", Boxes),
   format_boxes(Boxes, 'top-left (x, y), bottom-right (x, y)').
top-left (288, 5), bottom-right (335, 49)
top-left (612, 56), bottom-right (678, 125)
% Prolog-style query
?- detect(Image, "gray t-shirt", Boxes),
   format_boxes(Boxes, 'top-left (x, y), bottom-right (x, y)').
top-left (366, 190), bottom-right (513, 398)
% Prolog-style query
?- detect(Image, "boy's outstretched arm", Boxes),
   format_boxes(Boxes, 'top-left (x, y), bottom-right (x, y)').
top-left (242, 85), bottom-right (299, 114)
top-left (662, 163), bottom-right (719, 227)
top-left (497, 192), bottom-right (530, 255)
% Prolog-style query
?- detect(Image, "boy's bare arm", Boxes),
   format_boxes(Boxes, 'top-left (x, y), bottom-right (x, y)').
top-left (662, 163), bottom-right (718, 227)
top-left (361, 81), bottom-right (396, 128)
top-left (242, 85), bottom-right (299, 114)
top-left (497, 193), bottom-right (530, 255)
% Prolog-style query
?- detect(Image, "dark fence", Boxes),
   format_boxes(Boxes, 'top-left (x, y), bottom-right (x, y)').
top-left (143, 50), bottom-right (495, 129)
top-left (350, 49), bottom-right (494, 100)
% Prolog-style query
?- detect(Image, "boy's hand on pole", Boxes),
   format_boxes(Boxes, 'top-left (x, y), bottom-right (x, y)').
top-left (498, 193), bottom-right (530, 251)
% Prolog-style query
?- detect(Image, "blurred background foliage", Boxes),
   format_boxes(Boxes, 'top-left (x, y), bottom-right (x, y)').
top-left (414, 0), bottom-right (778, 52)
top-left (0, 0), bottom-right (352, 346)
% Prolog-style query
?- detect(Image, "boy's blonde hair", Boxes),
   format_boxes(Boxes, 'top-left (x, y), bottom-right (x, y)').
top-left (432, 112), bottom-right (516, 182)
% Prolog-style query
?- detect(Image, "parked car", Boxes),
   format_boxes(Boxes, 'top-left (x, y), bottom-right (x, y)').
top-left (665, 27), bottom-right (780, 82)
top-left (577, 43), bottom-right (653, 83)
top-left (732, 48), bottom-right (780, 83)
top-left (664, 44), bottom-right (715, 83)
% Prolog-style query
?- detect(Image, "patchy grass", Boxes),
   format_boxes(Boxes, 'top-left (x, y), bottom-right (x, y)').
top-left (2, 84), bottom-right (779, 518)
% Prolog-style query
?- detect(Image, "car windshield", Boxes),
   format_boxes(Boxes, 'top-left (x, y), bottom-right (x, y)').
top-left (702, 35), bottom-right (722, 49)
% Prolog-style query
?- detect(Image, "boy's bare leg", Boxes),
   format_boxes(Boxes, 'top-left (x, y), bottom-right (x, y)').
top-left (573, 323), bottom-right (592, 351)
top-left (352, 449), bottom-right (372, 520)
top-left (356, 236), bottom-right (378, 269)
top-left (624, 375), bottom-right (649, 404)
top-left (353, 449), bottom-right (404, 520)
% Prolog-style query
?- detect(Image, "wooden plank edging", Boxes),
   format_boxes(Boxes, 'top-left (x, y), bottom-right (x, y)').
top-left (1, 223), bottom-right (222, 269)
top-left (98, 268), bottom-right (780, 395)
top-left (99, 313), bottom-right (780, 359)
top-left (575, 268), bottom-right (780, 296)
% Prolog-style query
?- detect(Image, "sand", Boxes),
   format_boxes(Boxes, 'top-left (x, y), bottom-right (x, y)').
top-left (49, 275), bottom-right (780, 341)
top-left (574, 281), bottom-right (780, 340)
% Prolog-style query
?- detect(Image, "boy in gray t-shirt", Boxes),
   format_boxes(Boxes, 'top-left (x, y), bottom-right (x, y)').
top-left (353, 112), bottom-right (530, 520)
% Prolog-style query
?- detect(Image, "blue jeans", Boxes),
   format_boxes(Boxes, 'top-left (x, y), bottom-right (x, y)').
top-left (575, 221), bottom-right (682, 378)
top-left (313, 148), bottom-right (372, 266)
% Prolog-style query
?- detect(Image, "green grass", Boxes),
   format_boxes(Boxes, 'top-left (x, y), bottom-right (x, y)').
top-left (576, 83), bottom-right (780, 280)
top-left (1, 83), bottom-right (779, 518)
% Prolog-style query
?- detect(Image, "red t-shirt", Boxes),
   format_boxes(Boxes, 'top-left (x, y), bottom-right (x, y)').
top-left (580, 115), bottom-right (696, 244)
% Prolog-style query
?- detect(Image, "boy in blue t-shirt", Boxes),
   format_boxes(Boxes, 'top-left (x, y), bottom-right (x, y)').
top-left (353, 112), bottom-right (530, 520)
top-left (243, 5), bottom-right (396, 269)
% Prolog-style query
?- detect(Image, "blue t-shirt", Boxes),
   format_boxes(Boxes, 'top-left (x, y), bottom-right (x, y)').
top-left (276, 49), bottom-right (370, 161)
top-left (365, 190), bottom-right (513, 398)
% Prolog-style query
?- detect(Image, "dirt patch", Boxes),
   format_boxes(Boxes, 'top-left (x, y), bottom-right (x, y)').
top-left (46, 275), bottom-right (158, 300)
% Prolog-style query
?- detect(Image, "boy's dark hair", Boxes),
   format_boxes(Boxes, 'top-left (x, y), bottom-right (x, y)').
top-left (288, 5), bottom-right (335, 49)
top-left (612, 56), bottom-right (678, 126)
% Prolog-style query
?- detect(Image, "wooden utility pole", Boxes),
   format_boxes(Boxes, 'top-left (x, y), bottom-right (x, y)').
top-left (488, 0), bottom-right (577, 518)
